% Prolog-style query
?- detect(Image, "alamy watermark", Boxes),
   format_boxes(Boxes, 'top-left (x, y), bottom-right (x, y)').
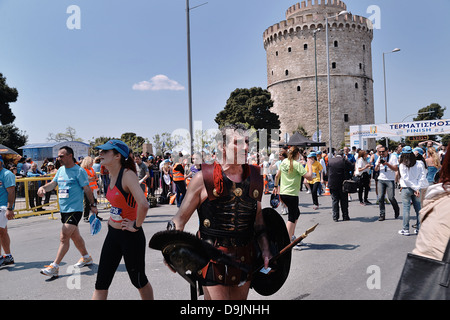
top-left (66, 4), bottom-right (382, 31)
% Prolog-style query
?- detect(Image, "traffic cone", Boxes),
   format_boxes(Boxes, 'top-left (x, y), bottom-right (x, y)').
top-left (324, 183), bottom-right (331, 196)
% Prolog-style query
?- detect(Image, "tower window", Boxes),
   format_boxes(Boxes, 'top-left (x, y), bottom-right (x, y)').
top-left (344, 114), bottom-right (349, 122)
top-left (276, 51), bottom-right (278, 56)
top-left (304, 44), bottom-right (308, 50)
top-left (285, 70), bottom-right (289, 76)
top-left (334, 40), bottom-right (338, 47)
top-left (332, 62), bottom-right (336, 69)
top-left (288, 47), bottom-right (292, 53)
top-left (297, 86), bottom-right (301, 92)
top-left (355, 83), bottom-right (359, 89)
top-left (359, 63), bottom-right (362, 69)
top-left (363, 45), bottom-right (366, 51)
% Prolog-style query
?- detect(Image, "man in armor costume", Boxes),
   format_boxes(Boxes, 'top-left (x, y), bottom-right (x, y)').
top-left (168, 125), bottom-right (272, 300)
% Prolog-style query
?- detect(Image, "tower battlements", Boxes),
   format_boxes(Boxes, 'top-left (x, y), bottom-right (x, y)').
top-left (286, 0), bottom-right (347, 19)
top-left (263, 8), bottom-right (373, 47)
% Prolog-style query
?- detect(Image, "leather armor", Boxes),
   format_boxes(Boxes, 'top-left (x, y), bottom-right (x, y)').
top-left (197, 163), bottom-right (263, 286)
top-left (198, 163), bottom-right (263, 247)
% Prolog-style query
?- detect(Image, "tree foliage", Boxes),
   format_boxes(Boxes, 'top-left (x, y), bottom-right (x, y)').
top-left (215, 88), bottom-right (280, 135)
top-left (120, 132), bottom-right (148, 154)
top-left (0, 73), bottom-right (18, 125)
top-left (405, 103), bottom-right (448, 146)
top-left (414, 103), bottom-right (446, 121)
top-left (0, 73), bottom-right (27, 151)
top-left (0, 124), bottom-right (28, 152)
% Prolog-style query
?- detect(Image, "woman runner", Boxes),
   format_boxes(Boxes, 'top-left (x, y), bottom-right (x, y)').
top-left (92, 140), bottom-right (153, 300)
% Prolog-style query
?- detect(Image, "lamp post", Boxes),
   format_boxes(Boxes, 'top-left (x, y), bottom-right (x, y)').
top-left (326, 10), bottom-right (348, 157)
top-left (314, 28), bottom-right (321, 149)
top-left (186, 1), bottom-right (208, 156)
top-left (383, 48), bottom-right (401, 147)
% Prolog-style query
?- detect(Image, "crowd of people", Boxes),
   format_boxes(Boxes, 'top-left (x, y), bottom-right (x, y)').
top-left (269, 140), bottom-right (447, 238)
top-left (0, 134), bottom-right (449, 300)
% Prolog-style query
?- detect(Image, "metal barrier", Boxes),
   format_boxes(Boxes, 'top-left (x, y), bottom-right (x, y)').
top-left (14, 175), bottom-right (60, 219)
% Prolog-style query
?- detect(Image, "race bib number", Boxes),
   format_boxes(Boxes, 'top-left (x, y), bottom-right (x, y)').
top-left (110, 206), bottom-right (123, 222)
top-left (59, 189), bottom-right (69, 198)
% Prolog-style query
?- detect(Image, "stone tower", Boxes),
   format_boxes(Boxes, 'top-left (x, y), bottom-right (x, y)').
top-left (263, 0), bottom-right (374, 149)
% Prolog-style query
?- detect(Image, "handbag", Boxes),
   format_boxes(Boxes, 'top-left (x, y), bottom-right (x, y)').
top-left (342, 179), bottom-right (358, 193)
top-left (393, 239), bottom-right (450, 300)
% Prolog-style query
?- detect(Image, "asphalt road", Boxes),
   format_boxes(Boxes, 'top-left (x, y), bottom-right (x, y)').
top-left (0, 184), bottom-right (416, 301)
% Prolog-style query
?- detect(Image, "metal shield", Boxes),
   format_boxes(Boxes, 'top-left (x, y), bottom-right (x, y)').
top-left (251, 207), bottom-right (292, 296)
top-left (149, 230), bottom-right (211, 287)
top-left (149, 230), bottom-right (250, 287)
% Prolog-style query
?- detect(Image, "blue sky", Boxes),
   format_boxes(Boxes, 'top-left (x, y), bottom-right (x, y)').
top-left (1, 0), bottom-right (449, 145)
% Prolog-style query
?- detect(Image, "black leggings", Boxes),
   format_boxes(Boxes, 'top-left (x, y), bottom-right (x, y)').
top-left (280, 195), bottom-right (301, 223)
top-left (95, 224), bottom-right (149, 290)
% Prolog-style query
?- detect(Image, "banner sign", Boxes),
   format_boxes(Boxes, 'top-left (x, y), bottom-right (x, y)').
top-left (350, 119), bottom-right (450, 148)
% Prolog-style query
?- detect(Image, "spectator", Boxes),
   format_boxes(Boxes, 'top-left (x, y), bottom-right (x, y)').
top-left (375, 146), bottom-right (400, 221)
top-left (327, 150), bottom-right (354, 221)
top-left (135, 155), bottom-right (150, 195)
top-left (80, 156), bottom-right (100, 222)
top-left (305, 152), bottom-right (323, 210)
top-left (355, 150), bottom-right (372, 205)
top-left (425, 147), bottom-right (441, 184)
top-left (27, 163), bottom-right (44, 212)
top-left (43, 162), bottom-right (57, 206)
top-left (398, 146), bottom-right (427, 236)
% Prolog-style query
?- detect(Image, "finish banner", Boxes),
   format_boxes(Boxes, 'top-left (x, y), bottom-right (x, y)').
top-left (350, 119), bottom-right (450, 148)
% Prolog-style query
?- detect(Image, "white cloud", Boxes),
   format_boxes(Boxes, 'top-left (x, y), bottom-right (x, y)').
top-left (132, 74), bottom-right (185, 91)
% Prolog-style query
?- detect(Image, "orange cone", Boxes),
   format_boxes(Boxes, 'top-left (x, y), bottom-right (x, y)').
top-left (324, 183), bottom-right (331, 196)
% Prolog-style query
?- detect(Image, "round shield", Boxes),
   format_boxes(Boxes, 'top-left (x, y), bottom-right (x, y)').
top-left (149, 230), bottom-right (210, 287)
top-left (251, 207), bottom-right (292, 296)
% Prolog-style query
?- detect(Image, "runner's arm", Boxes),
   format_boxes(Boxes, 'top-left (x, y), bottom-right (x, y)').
top-left (37, 180), bottom-right (58, 197)
top-left (171, 171), bottom-right (205, 231)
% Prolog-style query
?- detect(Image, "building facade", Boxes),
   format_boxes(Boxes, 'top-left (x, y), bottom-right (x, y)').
top-left (263, 0), bottom-right (374, 149)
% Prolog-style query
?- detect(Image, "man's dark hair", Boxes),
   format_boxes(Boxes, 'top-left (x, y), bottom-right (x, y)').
top-left (59, 146), bottom-right (76, 162)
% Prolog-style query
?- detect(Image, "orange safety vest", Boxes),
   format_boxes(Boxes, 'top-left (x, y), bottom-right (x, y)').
top-left (172, 163), bottom-right (185, 182)
top-left (86, 167), bottom-right (98, 190)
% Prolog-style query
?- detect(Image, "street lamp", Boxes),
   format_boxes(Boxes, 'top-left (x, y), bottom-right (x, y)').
top-left (383, 48), bottom-right (401, 147)
top-left (326, 10), bottom-right (348, 157)
top-left (313, 28), bottom-right (321, 148)
top-left (186, 1), bottom-right (208, 156)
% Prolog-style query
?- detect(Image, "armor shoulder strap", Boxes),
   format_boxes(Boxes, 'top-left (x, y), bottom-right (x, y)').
top-left (249, 164), bottom-right (263, 202)
top-left (201, 163), bottom-right (217, 201)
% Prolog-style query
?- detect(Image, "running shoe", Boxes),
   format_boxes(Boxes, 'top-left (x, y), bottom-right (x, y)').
top-left (398, 229), bottom-right (410, 236)
top-left (1, 255), bottom-right (14, 266)
top-left (74, 256), bottom-right (93, 268)
top-left (40, 264), bottom-right (59, 277)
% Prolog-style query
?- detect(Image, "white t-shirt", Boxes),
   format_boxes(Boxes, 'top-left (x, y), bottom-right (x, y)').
top-left (375, 153), bottom-right (398, 181)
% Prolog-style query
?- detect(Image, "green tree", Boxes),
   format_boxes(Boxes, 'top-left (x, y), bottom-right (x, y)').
top-left (413, 103), bottom-right (446, 121)
top-left (121, 132), bottom-right (147, 154)
top-left (89, 136), bottom-right (115, 156)
top-left (0, 124), bottom-right (28, 152)
top-left (215, 87), bottom-right (280, 141)
top-left (0, 73), bottom-right (18, 125)
top-left (0, 73), bottom-right (27, 151)
top-left (406, 103), bottom-right (447, 146)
